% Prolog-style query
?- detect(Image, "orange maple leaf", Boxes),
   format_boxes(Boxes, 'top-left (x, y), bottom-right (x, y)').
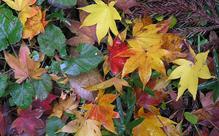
top-left (4, 43), bottom-right (47, 83)
top-left (83, 93), bottom-right (119, 133)
top-left (23, 7), bottom-right (48, 39)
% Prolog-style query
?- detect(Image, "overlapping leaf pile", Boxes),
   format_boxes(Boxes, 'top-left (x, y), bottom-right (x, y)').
top-left (0, 0), bottom-right (219, 136)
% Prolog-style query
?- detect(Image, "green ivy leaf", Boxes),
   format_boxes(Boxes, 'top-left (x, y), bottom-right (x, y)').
top-left (9, 82), bottom-right (34, 109)
top-left (0, 74), bottom-right (8, 97)
top-left (31, 74), bottom-right (52, 101)
top-left (37, 24), bottom-right (67, 57)
top-left (184, 112), bottom-right (198, 125)
top-left (48, 0), bottom-right (77, 9)
top-left (60, 44), bottom-right (103, 76)
top-left (0, 7), bottom-right (22, 51)
top-left (46, 116), bottom-right (66, 136)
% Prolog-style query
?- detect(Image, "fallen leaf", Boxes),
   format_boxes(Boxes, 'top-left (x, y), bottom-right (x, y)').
top-left (108, 37), bottom-right (128, 75)
top-left (127, 18), bottom-right (170, 49)
top-left (87, 77), bottom-right (129, 93)
top-left (120, 46), bottom-right (170, 87)
top-left (75, 119), bottom-right (101, 136)
top-left (4, 43), bottom-right (47, 83)
top-left (23, 7), bottom-right (48, 39)
top-left (3, 0), bottom-right (38, 25)
top-left (168, 48), bottom-right (212, 100)
top-left (83, 93), bottom-right (119, 133)
top-left (79, 0), bottom-right (121, 43)
top-left (136, 88), bottom-right (166, 108)
top-left (50, 94), bottom-right (79, 118)
top-left (11, 108), bottom-right (44, 136)
top-left (0, 105), bottom-right (7, 136)
top-left (67, 20), bottom-right (97, 46)
top-left (133, 107), bottom-right (177, 136)
top-left (32, 93), bottom-right (57, 114)
top-left (70, 69), bottom-right (103, 101)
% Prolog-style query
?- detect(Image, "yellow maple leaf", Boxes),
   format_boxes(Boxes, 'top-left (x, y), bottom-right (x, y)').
top-left (128, 19), bottom-right (170, 49)
top-left (120, 46), bottom-right (170, 87)
top-left (86, 77), bottom-right (129, 93)
top-left (133, 107), bottom-right (177, 136)
top-left (3, 0), bottom-right (38, 25)
top-left (79, 0), bottom-right (121, 43)
top-left (23, 7), bottom-right (48, 39)
top-left (168, 49), bottom-right (212, 100)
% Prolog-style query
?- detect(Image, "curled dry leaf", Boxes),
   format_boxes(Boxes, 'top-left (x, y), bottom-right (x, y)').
top-left (50, 94), bottom-right (79, 118)
top-left (69, 69), bottom-right (103, 101)
top-left (60, 111), bottom-right (101, 136)
top-left (4, 43), bottom-right (47, 83)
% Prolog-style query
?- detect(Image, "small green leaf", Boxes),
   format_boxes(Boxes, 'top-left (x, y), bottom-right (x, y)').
top-left (61, 44), bottom-right (103, 76)
top-left (127, 118), bottom-right (144, 130)
top-left (0, 74), bottom-right (8, 97)
top-left (213, 49), bottom-right (219, 78)
top-left (0, 7), bottom-right (22, 51)
top-left (9, 82), bottom-right (34, 109)
top-left (46, 116), bottom-right (66, 136)
top-left (37, 24), bottom-right (67, 57)
top-left (31, 74), bottom-right (52, 100)
top-left (184, 112), bottom-right (198, 125)
top-left (48, 0), bottom-right (77, 9)
top-left (169, 16), bottom-right (177, 28)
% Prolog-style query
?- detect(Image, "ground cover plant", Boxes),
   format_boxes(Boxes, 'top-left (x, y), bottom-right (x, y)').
top-left (0, 0), bottom-right (219, 136)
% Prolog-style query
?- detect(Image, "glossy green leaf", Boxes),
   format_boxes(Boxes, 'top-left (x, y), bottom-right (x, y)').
top-left (184, 112), bottom-right (198, 125)
top-left (0, 7), bottom-right (22, 51)
top-left (9, 82), bottom-right (34, 109)
top-left (48, 0), bottom-right (77, 8)
top-left (60, 44), bottom-right (103, 76)
top-left (0, 74), bottom-right (8, 97)
top-left (213, 49), bottom-right (219, 78)
top-left (31, 74), bottom-right (52, 100)
top-left (37, 24), bottom-right (67, 57)
top-left (46, 116), bottom-right (66, 136)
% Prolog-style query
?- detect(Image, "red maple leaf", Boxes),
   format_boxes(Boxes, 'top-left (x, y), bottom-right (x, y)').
top-left (11, 108), bottom-right (44, 136)
top-left (32, 94), bottom-right (57, 114)
top-left (108, 37), bottom-right (128, 75)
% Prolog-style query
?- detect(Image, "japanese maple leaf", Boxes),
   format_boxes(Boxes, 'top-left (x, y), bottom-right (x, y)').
top-left (128, 18), bottom-right (170, 49)
top-left (3, 0), bottom-right (38, 25)
top-left (11, 108), bottom-right (44, 136)
top-left (87, 77), bottom-right (129, 93)
top-left (32, 94), bottom-right (57, 114)
top-left (23, 7), bottom-right (48, 39)
top-left (4, 43), bottom-right (47, 83)
top-left (60, 112), bottom-right (101, 136)
top-left (133, 107), bottom-right (176, 136)
top-left (83, 94), bottom-right (119, 133)
top-left (108, 37), bottom-right (128, 75)
top-left (79, 0), bottom-right (121, 43)
top-left (120, 46), bottom-right (170, 87)
top-left (168, 49), bottom-right (212, 100)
